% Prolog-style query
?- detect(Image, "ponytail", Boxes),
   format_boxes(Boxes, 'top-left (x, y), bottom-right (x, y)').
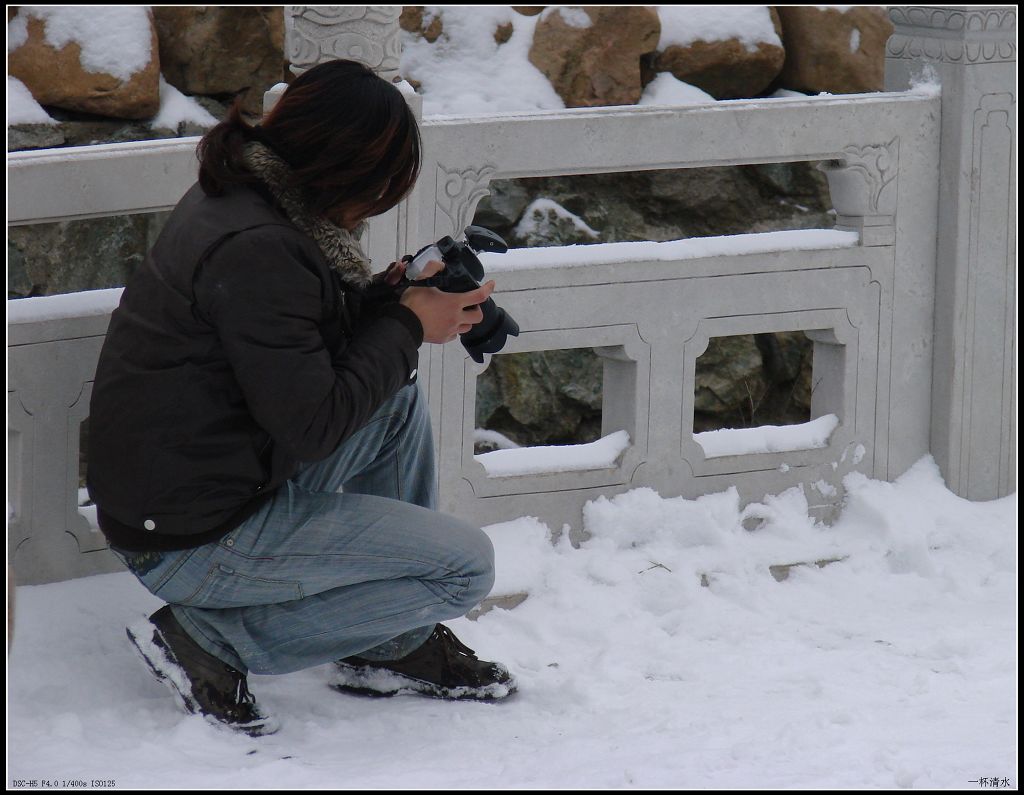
top-left (196, 99), bottom-right (261, 197)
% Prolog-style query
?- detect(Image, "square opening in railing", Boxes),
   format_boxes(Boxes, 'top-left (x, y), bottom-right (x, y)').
top-left (693, 331), bottom-right (829, 458)
top-left (475, 348), bottom-right (606, 472)
top-left (467, 334), bottom-right (647, 485)
top-left (471, 163), bottom-right (834, 250)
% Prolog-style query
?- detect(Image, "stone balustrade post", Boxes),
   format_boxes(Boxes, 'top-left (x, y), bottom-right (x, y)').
top-left (885, 6), bottom-right (1016, 500)
top-left (264, 7), bottom-right (421, 117)
top-left (261, 6), bottom-right (423, 289)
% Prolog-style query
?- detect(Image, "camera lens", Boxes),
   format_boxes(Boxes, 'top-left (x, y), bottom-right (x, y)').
top-left (461, 299), bottom-right (519, 363)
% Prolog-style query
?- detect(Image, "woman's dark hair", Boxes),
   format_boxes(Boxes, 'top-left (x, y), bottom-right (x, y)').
top-left (197, 59), bottom-right (421, 219)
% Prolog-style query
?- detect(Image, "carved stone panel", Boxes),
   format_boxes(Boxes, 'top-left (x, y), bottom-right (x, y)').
top-left (286, 6), bottom-right (402, 79)
top-left (887, 6), bottom-right (1017, 64)
top-left (434, 162), bottom-right (497, 239)
top-left (820, 137), bottom-right (899, 246)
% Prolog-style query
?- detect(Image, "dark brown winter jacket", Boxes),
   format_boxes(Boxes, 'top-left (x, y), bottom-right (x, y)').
top-left (87, 182), bottom-right (423, 552)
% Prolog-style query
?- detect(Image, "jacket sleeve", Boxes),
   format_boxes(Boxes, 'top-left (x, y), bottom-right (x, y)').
top-left (195, 227), bottom-right (423, 462)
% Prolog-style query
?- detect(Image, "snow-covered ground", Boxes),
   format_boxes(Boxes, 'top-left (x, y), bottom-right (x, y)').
top-left (7, 457), bottom-right (1016, 789)
top-left (7, 5), bottom-right (1016, 790)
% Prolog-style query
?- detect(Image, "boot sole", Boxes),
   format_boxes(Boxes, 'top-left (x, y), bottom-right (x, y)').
top-left (329, 662), bottom-right (517, 702)
top-left (126, 619), bottom-right (279, 737)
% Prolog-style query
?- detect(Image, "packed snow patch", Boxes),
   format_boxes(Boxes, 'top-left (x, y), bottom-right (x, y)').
top-left (7, 456), bottom-right (1016, 788)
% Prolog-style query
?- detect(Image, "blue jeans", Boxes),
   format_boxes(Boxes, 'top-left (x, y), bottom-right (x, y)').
top-left (114, 384), bottom-right (495, 675)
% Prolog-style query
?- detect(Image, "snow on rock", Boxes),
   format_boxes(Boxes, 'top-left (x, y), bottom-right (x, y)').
top-left (400, 7), bottom-right (563, 116)
top-left (513, 197), bottom-right (601, 244)
top-left (542, 7), bottom-right (593, 30)
top-left (8, 6), bottom-right (159, 119)
top-left (473, 428), bottom-right (522, 452)
top-left (6, 76), bottom-right (56, 125)
top-left (149, 76), bottom-right (219, 131)
top-left (657, 5), bottom-right (782, 52)
top-left (11, 6), bottom-right (154, 81)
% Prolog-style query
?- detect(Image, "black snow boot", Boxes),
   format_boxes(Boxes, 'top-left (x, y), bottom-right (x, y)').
top-left (330, 623), bottom-right (517, 701)
top-left (126, 605), bottom-right (279, 736)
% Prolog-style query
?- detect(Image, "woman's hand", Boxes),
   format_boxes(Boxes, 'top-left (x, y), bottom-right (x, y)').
top-left (400, 280), bottom-right (496, 344)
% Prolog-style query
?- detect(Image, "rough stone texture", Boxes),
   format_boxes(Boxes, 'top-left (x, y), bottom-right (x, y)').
top-left (8, 12), bottom-right (160, 119)
top-left (529, 6), bottom-right (660, 107)
top-left (693, 333), bottom-right (812, 433)
top-left (475, 349), bottom-right (604, 448)
top-left (152, 6), bottom-right (285, 116)
top-left (478, 163), bottom-right (834, 245)
top-left (7, 124), bottom-right (66, 152)
top-left (7, 109), bottom-right (216, 152)
top-left (776, 6), bottom-right (893, 94)
top-left (653, 8), bottom-right (784, 99)
top-left (7, 213), bottom-right (171, 299)
top-left (494, 21), bottom-right (514, 45)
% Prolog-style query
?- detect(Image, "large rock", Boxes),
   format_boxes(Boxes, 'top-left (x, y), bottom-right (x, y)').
top-left (152, 7), bottom-right (285, 116)
top-left (653, 8), bottom-right (784, 99)
top-left (490, 163), bottom-right (833, 245)
top-left (8, 212), bottom-right (171, 299)
top-left (7, 8), bottom-right (160, 119)
top-left (776, 6), bottom-right (893, 94)
top-left (476, 349), bottom-right (604, 447)
top-left (693, 332), bottom-right (812, 433)
top-left (529, 6), bottom-right (660, 108)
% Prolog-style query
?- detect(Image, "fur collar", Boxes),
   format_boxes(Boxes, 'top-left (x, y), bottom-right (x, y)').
top-left (242, 142), bottom-right (372, 288)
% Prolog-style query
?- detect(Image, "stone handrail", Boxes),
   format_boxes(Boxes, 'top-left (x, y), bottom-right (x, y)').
top-left (6, 6), bottom-right (1016, 585)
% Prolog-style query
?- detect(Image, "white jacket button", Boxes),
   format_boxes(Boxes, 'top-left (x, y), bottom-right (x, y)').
top-left (144, 519), bottom-right (156, 530)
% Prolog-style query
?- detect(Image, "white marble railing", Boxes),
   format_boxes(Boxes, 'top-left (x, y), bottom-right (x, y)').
top-left (7, 7), bottom-right (1016, 584)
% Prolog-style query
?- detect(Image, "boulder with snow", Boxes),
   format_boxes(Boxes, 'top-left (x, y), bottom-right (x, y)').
top-left (510, 198), bottom-right (601, 247)
top-left (400, 6), bottom-right (444, 43)
top-left (7, 7), bottom-right (160, 119)
top-left (152, 7), bottom-right (285, 117)
top-left (776, 6), bottom-right (893, 95)
top-left (652, 6), bottom-right (785, 100)
top-left (529, 6), bottom-right (660, 108)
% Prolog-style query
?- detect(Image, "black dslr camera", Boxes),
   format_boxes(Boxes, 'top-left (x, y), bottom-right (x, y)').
top-left (405, 225), bottom-right (519, 363)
